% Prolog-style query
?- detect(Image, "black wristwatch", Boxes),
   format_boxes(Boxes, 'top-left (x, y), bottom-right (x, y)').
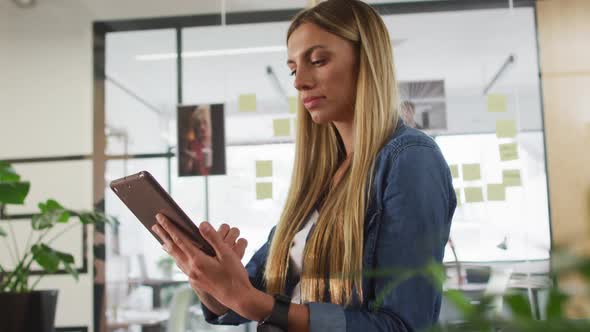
top-left (257, 294), bottom-right (291, 332)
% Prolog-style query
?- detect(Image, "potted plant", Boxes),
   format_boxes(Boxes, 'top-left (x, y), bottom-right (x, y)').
top-left (0, 161), bottom-right (117, 332)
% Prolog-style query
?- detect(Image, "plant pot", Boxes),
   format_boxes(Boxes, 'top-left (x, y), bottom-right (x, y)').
top-left (0, 290), bottom-right (58, 332)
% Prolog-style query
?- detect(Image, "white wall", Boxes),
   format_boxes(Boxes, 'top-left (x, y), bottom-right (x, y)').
top-left (0, 1), bottom-right (226, 331)
top-left (0, 0), bottom-right (227, 159)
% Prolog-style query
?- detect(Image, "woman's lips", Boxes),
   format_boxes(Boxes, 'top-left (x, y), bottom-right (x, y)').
top-left (303, 96), bottom-right (325, 109)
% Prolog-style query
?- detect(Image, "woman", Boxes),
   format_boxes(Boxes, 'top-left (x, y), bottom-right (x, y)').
top-left (152, 0), bottom-right (456, 331)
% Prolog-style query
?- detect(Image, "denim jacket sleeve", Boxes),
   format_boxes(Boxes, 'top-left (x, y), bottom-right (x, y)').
top-left (200, 226), bottom-right (276, 325)
top-left (307, 142), bottom-right (455, 332)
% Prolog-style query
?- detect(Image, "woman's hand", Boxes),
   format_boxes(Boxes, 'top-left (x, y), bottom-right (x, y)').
top-left (151, 214), bottom-right (251, 313)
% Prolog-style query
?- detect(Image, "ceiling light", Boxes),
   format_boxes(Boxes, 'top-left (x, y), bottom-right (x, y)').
top-left (13, 0), bottom-right (36, 8)
top-left (136, 45), bottom-right (287, 61)
top-left (135, 39), bottom-right (405, 62)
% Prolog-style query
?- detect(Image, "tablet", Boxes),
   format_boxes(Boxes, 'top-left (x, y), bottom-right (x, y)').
top-left (110, 170), bottom-right (215, 257)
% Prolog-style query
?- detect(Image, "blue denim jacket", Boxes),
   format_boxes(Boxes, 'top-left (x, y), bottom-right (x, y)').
top-left (202, 123), bottom-right (456, 331)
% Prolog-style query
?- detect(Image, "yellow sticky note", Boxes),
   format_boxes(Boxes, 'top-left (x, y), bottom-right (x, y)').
top-left (273, 118), bottom-right (291, 137)
top-left (496, 120), bottom-right (517, 138)
top-left (487, 184), bottom-right (506, 201)
top-left (464, 187), bottom-right (484, 203)
top-left (289, 96), bottom-right (297, 113)
top-left (455, 188), bottom-right (461, 206)
top-left (239, 94), bottom-right (256, 112)
top-left (462, 164), bottom-right (481, 181)
top-left (503, 169), bottom-right (522, 187)
top-left (487, 94), bottom-right (507, 113)
top-left (499, 143), bottom-right (519, 161)
top-left (450, 164), bottom-right (459, 179)
top-left (256, 182), bottom-right (273, 200)
top-left (256, 160), bottom-right (273, 178)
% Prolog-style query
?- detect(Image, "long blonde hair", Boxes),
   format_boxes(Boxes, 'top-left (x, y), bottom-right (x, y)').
top-left (264, 0), bottom-right (400, 305)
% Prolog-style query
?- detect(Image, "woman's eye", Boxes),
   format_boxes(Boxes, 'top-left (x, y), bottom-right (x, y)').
top-left (289, 60), bottom-right (324, 76)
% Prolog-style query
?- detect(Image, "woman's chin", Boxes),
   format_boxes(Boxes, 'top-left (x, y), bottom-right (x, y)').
top-left (309, 110), bottom-right (330, 125)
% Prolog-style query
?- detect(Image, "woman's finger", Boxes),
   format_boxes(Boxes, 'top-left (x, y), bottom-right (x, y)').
top-left (156, 213), bottom-right (201, 258)
top-left (217, 223), bottom-right (230, 240)
top-left (175, 233), bottom-right (217, 277)
top-left (199, 221), bottom-right (230, 259)
top-left (158, 237), bottom-right (191, 275)
top-left (233, 238), bottom-right (248, 259)
top-left (152, 224), bottom-right (173, 247)
top-left (225, 227), bottom-right (240, 245)
top-left (153, 224), bottom-right (189, 262)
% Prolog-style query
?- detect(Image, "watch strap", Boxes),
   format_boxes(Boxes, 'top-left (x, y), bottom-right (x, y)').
top-left (258, 294), bottom-right (291, 331)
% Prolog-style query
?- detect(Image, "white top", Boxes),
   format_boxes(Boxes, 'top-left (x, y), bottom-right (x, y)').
top-left (290, 209), bottom-right (319, 304)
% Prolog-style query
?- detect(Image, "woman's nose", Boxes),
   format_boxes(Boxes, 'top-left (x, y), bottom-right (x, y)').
top-left (294, 68), bottom-right (314, 91)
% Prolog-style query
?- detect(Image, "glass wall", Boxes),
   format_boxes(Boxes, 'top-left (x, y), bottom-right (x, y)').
top-left (180, 21), bottom-right (298, 262)
top-left (100, 2), bottom-right (549, 330)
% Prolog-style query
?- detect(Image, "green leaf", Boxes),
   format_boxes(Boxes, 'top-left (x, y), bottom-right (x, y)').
top-left (32, 213), bottom-right (55, 230)
top-left (78, 212), bottom-right (95, 225)
top-left (63, 263), bottom-right (79, 281)
top-left (33, 199), bottom-right (70, 229)
top-left (580, 260), bottom-right (590, 281)
top-left (55, 250), bottom-right (79, 281)
top-left (423, 261), bottom-right (447, 288)
top-left (78, 212), bottom-right (118, 226)
top-left (546, 288), bottom-right (568, 319)
top-left (32, 244), bottom-right (77, 280)
top-left (0, 225), bottom-right (6, 237)
top-left (38, 199), bottom-right (64, 213)
top-left (0, 162), bottom-right (20, 182)
top-left (444, 290), bottom-right (475, 317)
top-left (32, 244), bottom-right (60, 273)
top-left (0, 181), bottom-right (30, 205)
top-left (45, 199), bottom-right (63, 211)
top-left (55, 251), bottom-right (74, 264)
top-left (58, 210), bottom-right (70, 223)
top-left (13, 267), bottom-right (30, 292)
top-left (505, 293), bottom-right (533, 319)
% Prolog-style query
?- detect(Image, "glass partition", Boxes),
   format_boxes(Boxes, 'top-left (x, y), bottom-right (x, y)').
top-left (100, 3), bottom-right (549, 331)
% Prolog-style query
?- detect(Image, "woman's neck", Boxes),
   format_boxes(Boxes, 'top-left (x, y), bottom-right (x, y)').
top-left (332, 120), bottom-right (354, 157)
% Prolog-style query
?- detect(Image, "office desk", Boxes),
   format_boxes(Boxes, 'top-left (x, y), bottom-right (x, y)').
top-left (445, 274), bottom-right (552, 320)
top-left (128, 278), bottom-right (187, 308)
top-left (107, 308), bottom-right (168, 332)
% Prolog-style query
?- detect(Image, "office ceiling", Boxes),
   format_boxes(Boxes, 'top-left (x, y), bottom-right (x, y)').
top-left (3, 0), bottom-right (447, 21)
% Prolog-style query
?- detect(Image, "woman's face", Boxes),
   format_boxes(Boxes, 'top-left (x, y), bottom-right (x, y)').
top-left (287, 23), bottom-right (358, 125)
top-left (197, 115), bottom-right (210, 138)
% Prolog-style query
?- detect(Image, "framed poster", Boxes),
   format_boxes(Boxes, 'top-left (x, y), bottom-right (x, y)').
top-left (177, 104), bottom-right (226, 176)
